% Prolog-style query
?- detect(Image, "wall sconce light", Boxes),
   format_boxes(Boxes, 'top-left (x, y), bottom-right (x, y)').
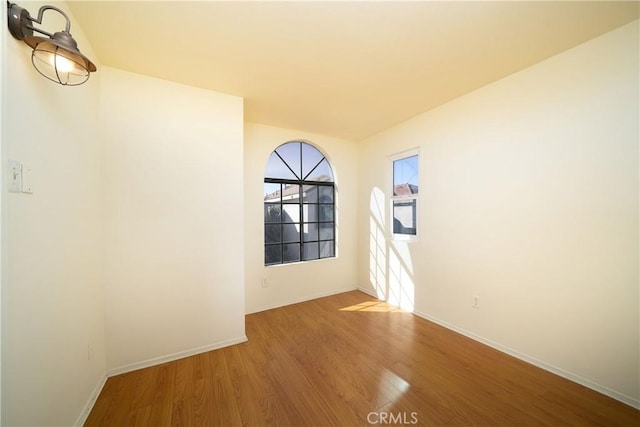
top-left (7, 1), bottom-right (96, 86)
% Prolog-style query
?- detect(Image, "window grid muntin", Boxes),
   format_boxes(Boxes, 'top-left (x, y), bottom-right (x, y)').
top-left (264, 178), bottom-right (335, 266)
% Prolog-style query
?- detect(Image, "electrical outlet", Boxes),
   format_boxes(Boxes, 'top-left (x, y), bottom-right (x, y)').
top-left (261, 278), bottom-right (269, 288)
top-left (473, 296), bottom-right (480, 309)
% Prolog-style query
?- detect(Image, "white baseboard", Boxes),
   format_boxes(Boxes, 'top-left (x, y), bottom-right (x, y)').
top-left (298, 287), bottom-right (640, 410)
top-left (412, 309), bottom-right (640, 410)
top-left (246, 286), bottom-right (357, 314)
top-left (76, 290), bottom-right (366, 424)
top-left (357, 286), bottom-right (380, 299)
top-left (77, 336), bottom-right (249, 424)
top-left (75, 374), bottom-right (107, 427)
top-left (77, 292), bottom-right (638, 425)
top-left (106, 335), bottom-right (248, 377)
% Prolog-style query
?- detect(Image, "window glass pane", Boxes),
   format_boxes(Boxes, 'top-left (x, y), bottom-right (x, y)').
top-left (281, 185), bottom-right (301, 203)
top-left (318, 186), bottom-right (333, 203)
top-left (276, 142), bottom-right (302, 179)
top-left (303, 223), bottom-right (318, 242)
top-left (393, 155), bottom-right (419, 196)
top-left (283, 243), bottom-right (301, 263)
top-left (264, 183), bottom-right (281, 201)
top-left (393, 199), bottom-right (417, 235)
top-left (264, 142), bottom-right (336, 266)
top-left (320, 241), bottom-right (334, 258)
top-left (264, 204), bottom-right (281, 223)
top-left (282, 223), bottom-right (300, 243)
top-left (302, 143), bottom-right (325, 180)
top-left (303, 204), bottom-right (318, 222)
top-left (306, 159), bottom-right (334, 182)
top-left (282, 204), bottom-right (300, 223)
top-left (303, 242), bottom-right (319, 261)
top-left (319, 223), bottom-right (334, 240)
top-left (319, 204), bottom-right (334, 222)
top-left (303, 185), bottom-right (318, 203)
top-left (265, 224), bottom-right (281, 244)
top-left (265, 245), bottom-right (282, 265)
top-left (265, 152), bottom-right (297, 180)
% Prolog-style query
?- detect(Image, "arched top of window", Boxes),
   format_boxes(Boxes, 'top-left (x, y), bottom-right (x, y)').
top-left (265, 141), bottom-right (334, 182)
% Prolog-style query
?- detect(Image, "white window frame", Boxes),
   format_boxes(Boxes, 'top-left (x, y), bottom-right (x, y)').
top-left (390, 148), bottom-right (419, 242)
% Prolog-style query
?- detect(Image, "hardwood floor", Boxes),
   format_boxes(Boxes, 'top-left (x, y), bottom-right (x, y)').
top-left (85, 291), bottom-right (639, 426)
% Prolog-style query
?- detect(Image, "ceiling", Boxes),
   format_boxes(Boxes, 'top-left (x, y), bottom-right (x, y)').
top-left (68, 1), bottom-right (639, 141)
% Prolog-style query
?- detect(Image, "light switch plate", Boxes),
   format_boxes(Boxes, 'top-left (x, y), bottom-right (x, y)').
top-left (21, 164), bottom-right (33, 193)
top-left (8, 160), bottom-right (22, 193)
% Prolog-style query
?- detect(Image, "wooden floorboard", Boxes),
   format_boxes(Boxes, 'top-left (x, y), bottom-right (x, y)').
top-left (85, 290), bottom-right (640, 426)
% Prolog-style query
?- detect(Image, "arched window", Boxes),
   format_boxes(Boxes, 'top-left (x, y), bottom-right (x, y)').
top-left (264, 141), bottom-right (335, 265)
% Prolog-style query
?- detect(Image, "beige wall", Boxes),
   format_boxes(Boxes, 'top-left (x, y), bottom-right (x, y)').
top-left (3, 36), bottom-right (247, 425)
top-left (0, 2), bottom-right (5, 423)
top-left (100, 67), bottom-right (246, 373)
top-left (2, 2), bottom-right (106, 425)
top-left (357, 21), bottom-right (639, 406)
top-left (244, 123), bottom-right (358, 314)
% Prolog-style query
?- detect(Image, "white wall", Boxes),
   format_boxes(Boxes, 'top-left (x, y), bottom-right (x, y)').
top-left (245, 123), bottom-right (358, 314)
top-left (0, 2), bottom-right (6, 423)
top-left (357, 21), bottom-right (639, 406)
top-left (101, 67), bottom-right (246, 372)
top-left (1, 2), bottom-right (106, 425)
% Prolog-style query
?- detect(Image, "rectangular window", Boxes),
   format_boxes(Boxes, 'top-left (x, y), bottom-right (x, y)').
top-left (391, 152), bottom-right (419, 238)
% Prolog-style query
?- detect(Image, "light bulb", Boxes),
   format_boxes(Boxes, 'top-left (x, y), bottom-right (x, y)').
top-left (50, 54), bottom-right (75, 73)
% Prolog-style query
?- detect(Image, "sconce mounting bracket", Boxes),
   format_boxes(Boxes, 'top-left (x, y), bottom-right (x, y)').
top-left (7, 3), bottom-right (33, 40)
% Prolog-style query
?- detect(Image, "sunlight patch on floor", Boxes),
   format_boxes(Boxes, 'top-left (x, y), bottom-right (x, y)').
top-left (339, 300), bottom-right (406, 313)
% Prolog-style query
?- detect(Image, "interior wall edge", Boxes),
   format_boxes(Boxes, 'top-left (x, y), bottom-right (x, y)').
top-left (74, 374), bottom-right (108, 427)
top-left (246, 286), bottom-right (357, 315)
top-left (357, 287), bottom-right (378, 299)
top-left (105, 335), bottom-right (248, 378)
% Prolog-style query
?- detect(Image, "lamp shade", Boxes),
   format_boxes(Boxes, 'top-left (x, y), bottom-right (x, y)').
top-left (24, 31), bottom-right (96, 86)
